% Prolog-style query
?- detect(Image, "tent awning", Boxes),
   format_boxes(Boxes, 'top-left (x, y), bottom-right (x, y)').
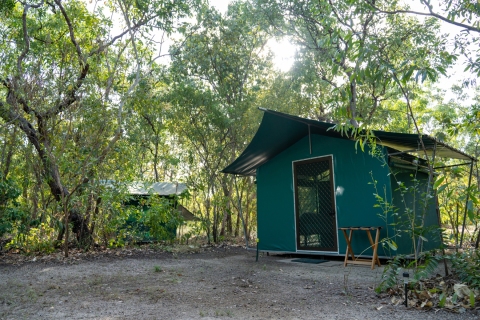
top-left (222, 109), bottom-right (476, 176)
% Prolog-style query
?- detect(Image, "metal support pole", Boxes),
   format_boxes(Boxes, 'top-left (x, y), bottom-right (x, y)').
top-left (434, 162), bottom-right (473, 169)
top-left (460, 161), bottom-right (475, 247)
top-left (234, 175), bottom-right (249, 248)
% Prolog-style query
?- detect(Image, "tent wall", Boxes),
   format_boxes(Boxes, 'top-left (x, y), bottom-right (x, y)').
top-left (257, 134), bottom-right (393, 256)
top-left (389, 170), bottom-right (441, 255)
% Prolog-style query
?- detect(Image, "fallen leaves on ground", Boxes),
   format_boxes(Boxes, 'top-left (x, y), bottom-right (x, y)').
top-left (0, 241), bottom-right (245, 266)
top-left (386, 274), bottom-right (479, 313)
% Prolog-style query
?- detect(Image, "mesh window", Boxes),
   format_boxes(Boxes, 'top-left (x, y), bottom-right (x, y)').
top-left (295, 157), bottom-right (337, 251)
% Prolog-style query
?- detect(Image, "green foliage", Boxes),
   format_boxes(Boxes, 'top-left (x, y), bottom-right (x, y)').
top-left (376, 251), bottom-right (440, 293)
top-left (375, 254), bottom-right (403, 293)
top-left (165, 1), bottom-right (267, 243)
top-left (6, 223), bottom-right (56, 254)
top-left (0, 0), bottom-right (477, 256)
top-left (449, 249), bottom-right (480, 289)
top-left (0, 0), bottom-right (15, 15)
top-left (328, 125), bottom-right (377, 152)
top-left (433, 162), bottom-right (479, 247)
top-left (369, 171), bottom-right (399, 256)
top-left (0, 176), bottom-right (28, 242)
top-left (369, 0), bottom-right (479, 77)
top-left (109, 192), bottom-right (187, 246)
top-left (0, 175), bottom-right (20, 207)
top-left (368, 145), bottom-right (443, 260)
top-left (144, 196), bottom-right (183, 242)
top-left (412, 252), bottom-right (439, 282)
top-left (255, 0), bottom-right (454, 126)
top-left (0, 0), bottom-right (199, 255)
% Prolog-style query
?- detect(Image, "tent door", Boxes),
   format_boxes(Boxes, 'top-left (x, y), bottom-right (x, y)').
top-left (294, 156), bottom-right (337, 252)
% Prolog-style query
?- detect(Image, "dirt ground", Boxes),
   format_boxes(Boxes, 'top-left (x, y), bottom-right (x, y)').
top-left (0, 244), bottom-right (478, 320)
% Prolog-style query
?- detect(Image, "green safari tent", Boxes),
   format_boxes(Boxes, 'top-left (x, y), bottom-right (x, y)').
top-left (222, 109), bottom-right (476, 258)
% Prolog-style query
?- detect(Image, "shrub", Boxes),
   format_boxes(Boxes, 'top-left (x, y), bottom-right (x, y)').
top-left (0, 176), bottom-right (28, 245)
top-left (449, 249), bottom-right (480, 289)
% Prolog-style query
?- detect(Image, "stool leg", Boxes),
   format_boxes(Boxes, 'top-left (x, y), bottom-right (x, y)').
top-left (342, 229), bottom-right (355, 267)
top-left (342, 229), bottom-right (349, 267)
top-left (365, 230), bottom-right (377, 269)
top-left (348, 230), bottom-right (355, 261)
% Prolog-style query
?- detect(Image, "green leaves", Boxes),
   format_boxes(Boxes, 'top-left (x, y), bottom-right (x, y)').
top-left (253, 0), bottom-right (455, 127)
top-left (433, 175), bottom-right (446, 190)
top-left (0, 0), bottom-right (15, 15)
top-left (0, 175), bottom-right (27, 239)
top-left (385, 239), bottom-right (398, 251)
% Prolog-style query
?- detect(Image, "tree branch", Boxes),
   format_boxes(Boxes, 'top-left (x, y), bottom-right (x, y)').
top-left (43, 63), bottom-right (89, 119)
top-left (1, 78), bottom-right (42, 119)
top-left (364, 0), bottom-right (480, 34)
top-left (141, 114), bottom-right (158, 135)
top-left (0, 99), bottom-right (67, 199)
top-left (54, 0), bottom-right (84, 64)
top-left (103, 39), bottom-right (130, 102)
top-left (17, 4), bottom-right (31, 75)
top-left (87, 18), bottom-right (152, 57)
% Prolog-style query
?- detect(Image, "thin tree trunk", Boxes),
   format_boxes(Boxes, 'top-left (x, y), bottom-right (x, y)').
top-left (220, 211), bottom-right (227, 237)
top-left (235, 209), bottom-right (240, 237)
top-left (205, 197), bottom-right (211, 244)
top-left (220, 177), bottom-right (231, 237)
top-left (153, 137), bottom-right (159, 182)
top-left (90, 196), bottom-right (102, 242)
top-left (2, 126), bottom-right (17, 178)
top-left (227, 210), bottom-right (232, 235)
top-left (349, 79), bottom-right (359, 127)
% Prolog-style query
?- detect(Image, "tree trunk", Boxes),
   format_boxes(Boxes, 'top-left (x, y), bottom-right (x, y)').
top-left (226, 210), bottom-right (232, 235)
top-left (153, 136), bottom-right (159, 182)
top-left (220, 177), bottom-right (232, 237)
top-left (90, 196), bottom-right (102, 242)
top-left (1, 126), bottom-right (17, 178)
top-left (234, 208), bottom-right (239, 237)
top-left (220, 210), bottom-right (227, 237)
top-left (348, 79), bottom-right (359, 127)
top-left (205, 196), bottom-right (211, 244)
top-left (212, 203), bottom-right (218, 243)
top-left (71, 209), bottom-right (92, 249)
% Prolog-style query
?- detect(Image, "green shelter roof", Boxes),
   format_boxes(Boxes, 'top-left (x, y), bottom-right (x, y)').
top-left (222, 108), bottom-right (476, 176)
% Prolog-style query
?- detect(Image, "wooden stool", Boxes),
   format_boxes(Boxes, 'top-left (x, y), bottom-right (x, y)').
top-left (339, 227), bottom-right (382, 270)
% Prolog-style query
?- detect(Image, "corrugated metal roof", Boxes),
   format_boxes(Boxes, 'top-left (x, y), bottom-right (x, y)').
top-left (222, 108), bottom-right (476, 176)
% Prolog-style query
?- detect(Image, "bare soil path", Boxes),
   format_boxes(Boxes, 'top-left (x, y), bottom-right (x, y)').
top-left (0, 245), bottom-right (477, 319)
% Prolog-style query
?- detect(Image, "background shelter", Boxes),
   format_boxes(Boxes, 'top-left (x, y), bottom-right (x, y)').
top-left (117, 182), bottom-right (195, 242)
top-left (222, 109), bottom-right (476, 257)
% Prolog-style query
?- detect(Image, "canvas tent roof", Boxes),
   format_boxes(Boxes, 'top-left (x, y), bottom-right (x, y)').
top-left (178, 204), bottom-right (199, 221)
top-left (127, 182), bottom-right (187, 196)
top-left (101, 181), bottom-right (187, 196)
top-left (222, 108), bottom-right (476, 176)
